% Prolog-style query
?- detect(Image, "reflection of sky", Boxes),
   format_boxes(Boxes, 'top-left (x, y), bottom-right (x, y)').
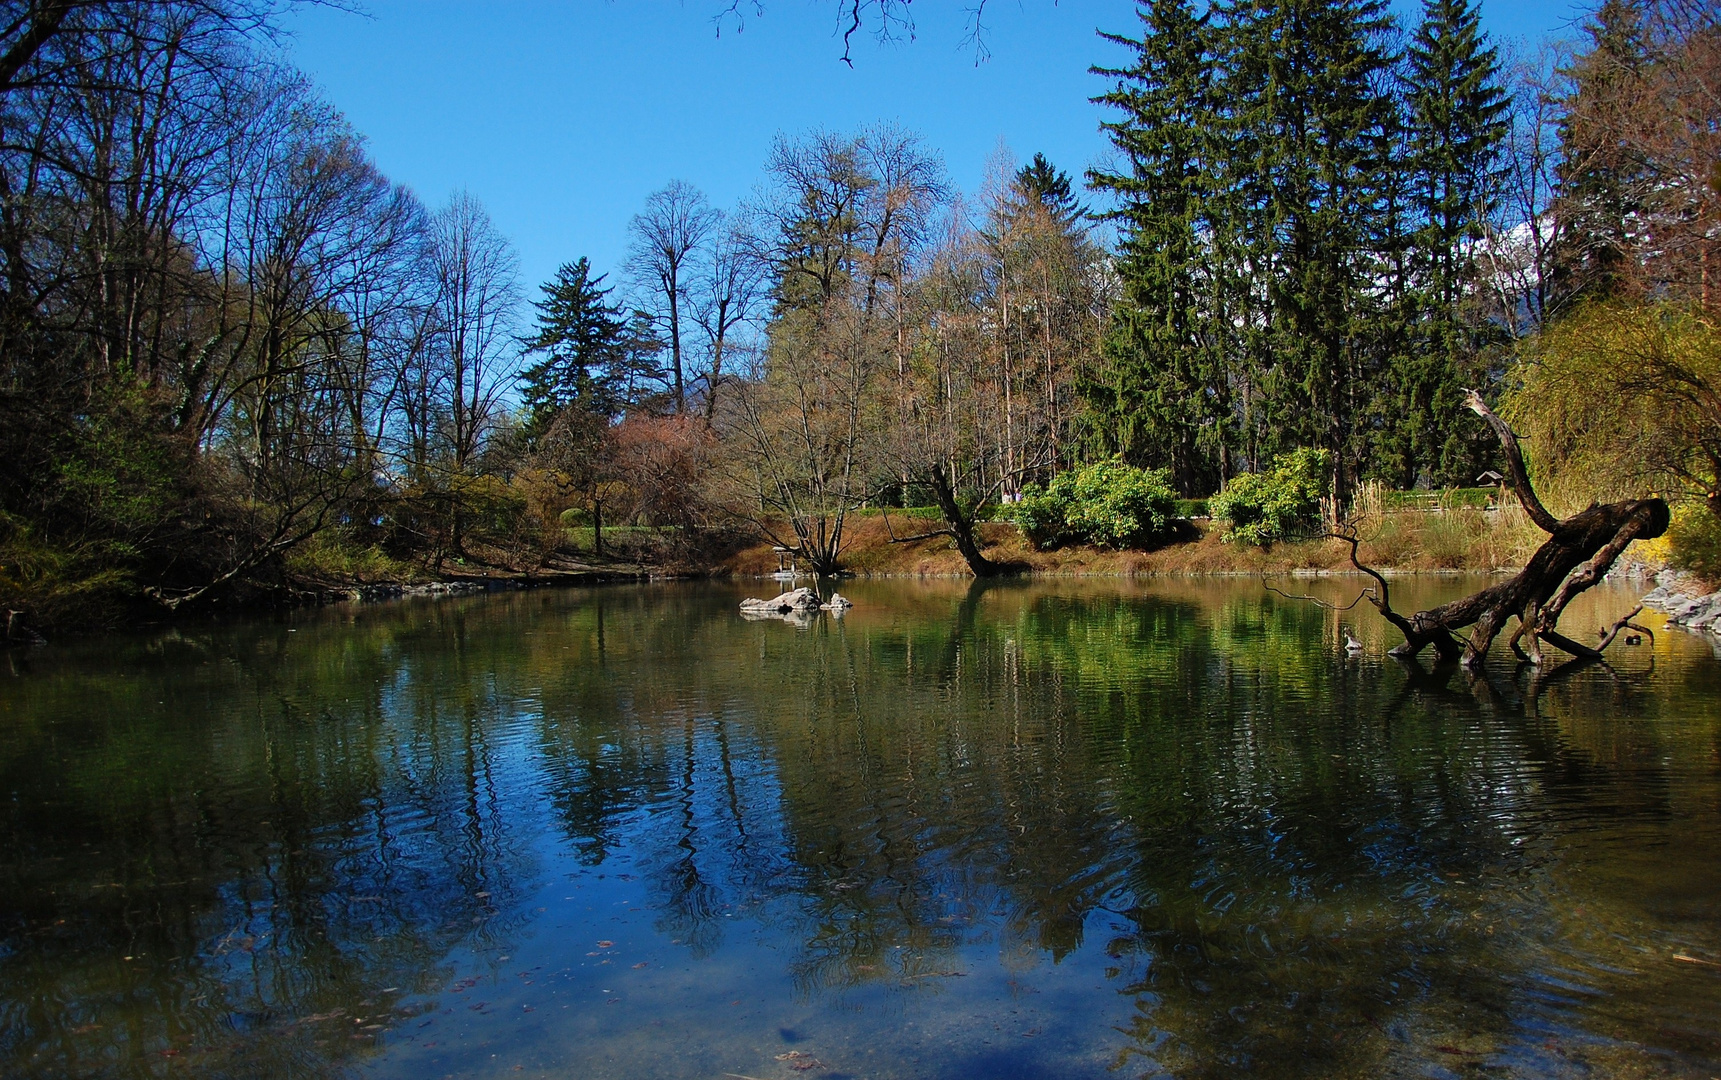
top-left (1, 579), bottom-right (1719, 1079)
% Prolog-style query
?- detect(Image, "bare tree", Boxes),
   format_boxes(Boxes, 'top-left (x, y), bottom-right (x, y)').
top-left (976, 150), bottom-right (1102, 492)
top-left (1627, 5), bottom-right (1721, 309)
top-left (722, 302), bottom-right (886, 576)
top-left (691, 213), bottom-right (766, 420)
top-left (1480, 45), bottom-right (1569, 336)
top-left (882, 206), bottom-right (1009, 575)
top-left (714, 126), bottom-right (945, 573)
top-left (1542, 0), bottom-right (1721, 311)
top-left (427, 190), bottom-right (520, 473)
top-left (875, 154), bottom-right (1104, 578)
top-left (417, 192), bottom-right (521, 559)
top-left (626, 180), bottom-right (717, 413)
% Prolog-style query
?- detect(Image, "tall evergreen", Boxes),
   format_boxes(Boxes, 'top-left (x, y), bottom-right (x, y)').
top-left (1551, 0), bottom-right (1651, 308)
top-left (1219, 0), bottom-right (1398, 498)
top-left (1387, 0), bottom-right (1509, 486)
top-left (1084, 0), bottom-right (1224, 495)
top-left (519, 258), bottom-right (656, 441)
top-left (1408, 0), bottom-right (1508, 310)
top-left (1084, 0), bottom-right (1523, 499)
top-left (1015, 152), bottom-right (1088, 232)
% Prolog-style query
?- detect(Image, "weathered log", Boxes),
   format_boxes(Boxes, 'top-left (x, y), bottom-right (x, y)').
top-left (1334, 391), bottom-right (1669, 667)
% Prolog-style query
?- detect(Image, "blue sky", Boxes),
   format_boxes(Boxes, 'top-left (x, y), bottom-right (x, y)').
top-left (280, 1), bottom-right (1589, 296)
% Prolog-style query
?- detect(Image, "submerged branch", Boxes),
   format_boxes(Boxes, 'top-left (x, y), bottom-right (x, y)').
top-left (1276, 396), bottom-right (1669, 668)
top-left (1262, 579), bottom-right (1375, 612)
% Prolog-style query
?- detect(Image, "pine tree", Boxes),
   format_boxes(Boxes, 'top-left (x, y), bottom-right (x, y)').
top-left (1408, 0), bottom-right (1508, 311)
top-left (1386, 0), bottom-right (1510, 486)
top-left (1218, 0), bottom-right (1397, 499)
top-left (1084, 0), bottom-right (1226, 495)
top-left (1015, 152), bottom-right (1087, 233)
top-left (519, 258), bottom-right (653, 442)
top-left (1551, 0), bottom-right (1652, 308)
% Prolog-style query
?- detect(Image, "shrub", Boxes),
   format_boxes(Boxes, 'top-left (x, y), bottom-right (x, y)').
top-left (1211, 448), bottom-right (1332, 546)
top-left (1007, 460), bottom-right (1178, 550)
top-left (1666, 503), bottom-right (1721, 583)
top-left (284, 530), bottom-right (420, 585)
top-left (1010, 478), bottom-right (1076, 549)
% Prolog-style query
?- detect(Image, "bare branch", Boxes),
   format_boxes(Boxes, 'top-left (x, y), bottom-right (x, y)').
top-left (1462, 388), bottom-right (1561, 533)
top-left (1262, 580), bottom-right (1376, 612)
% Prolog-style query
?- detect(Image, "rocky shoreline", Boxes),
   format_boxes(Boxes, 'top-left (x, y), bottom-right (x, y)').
top-left (1639, 569), bottom-right (1721, 638)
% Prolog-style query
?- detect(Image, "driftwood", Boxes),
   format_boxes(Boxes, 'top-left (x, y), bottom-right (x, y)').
top-left (1325, 391), bottom-right (1668, 668)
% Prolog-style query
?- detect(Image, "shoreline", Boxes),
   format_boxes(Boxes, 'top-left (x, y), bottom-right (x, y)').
top-left (3, 514), bottom-right (1702, 645)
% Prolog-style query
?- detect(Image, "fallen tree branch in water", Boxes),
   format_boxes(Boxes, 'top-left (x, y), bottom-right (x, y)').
top-left (1276, 393), bottom-right (1668, 668)
top-left (1262, 579), bottom-right (1375, 611)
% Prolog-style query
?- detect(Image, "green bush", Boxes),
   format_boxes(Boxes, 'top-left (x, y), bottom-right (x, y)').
top-left (1010, 482), bottom-right (1075, 549)
top-left (284, 530), bottom-right (420, 585)
top-left (1666, 503), bottom-right (1721, 582)
top-left (1007, 460), bottom-right (1178, 550)
top-left (1211, 448), bottom-right (1332, 545)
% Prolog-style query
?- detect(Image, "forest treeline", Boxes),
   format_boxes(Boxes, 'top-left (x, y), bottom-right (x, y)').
top-left (1, 0), bottom-right (1717, 630)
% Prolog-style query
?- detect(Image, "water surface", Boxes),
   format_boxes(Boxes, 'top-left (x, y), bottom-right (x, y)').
top-left (2, 577), bottom-right (1719, 1079)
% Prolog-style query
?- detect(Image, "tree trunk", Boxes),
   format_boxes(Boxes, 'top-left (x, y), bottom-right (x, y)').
top-left (1344, 391), bottom-right (1669, 668)
top-left (927, 463), bottom-right (1002, 578)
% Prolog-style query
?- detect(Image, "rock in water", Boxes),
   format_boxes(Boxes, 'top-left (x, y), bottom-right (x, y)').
top-left (1639, 569), bottom-right (1721, 640)
top-left (821, 593), bottom-right (853, 611)
top-left (740, 587), bottom-right (821, 614)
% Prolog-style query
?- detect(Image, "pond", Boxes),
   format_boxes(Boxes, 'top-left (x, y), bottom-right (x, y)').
top-left (1, 577), bottom-right (1719, 1079)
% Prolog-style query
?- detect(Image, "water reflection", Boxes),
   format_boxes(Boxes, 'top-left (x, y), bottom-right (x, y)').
top-left (1, 578), bottom-right (1718, 1078)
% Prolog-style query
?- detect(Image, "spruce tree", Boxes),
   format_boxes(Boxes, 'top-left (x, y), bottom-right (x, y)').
top-left (1218, 0), bottom-right (1397, 499)
top-left (1551, 0), bottom-right (1651, 308)
top-left (1387, 0), bottom-right (1509, 486)
top-left (1015, 152), bottom-right (1087, 232)
top-left (1085, 0), bottom-right (1225, 495)
top-left (519, 258), bottom-right (645, 442)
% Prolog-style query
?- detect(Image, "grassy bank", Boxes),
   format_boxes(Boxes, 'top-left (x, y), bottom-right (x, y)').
top-left (723, 503), bottom-right (1556, 579)
top-left (0, 500), bottom-right (1635, 640)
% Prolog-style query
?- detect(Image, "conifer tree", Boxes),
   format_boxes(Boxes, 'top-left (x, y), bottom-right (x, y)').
top-left (1085, 0), bottom-right (1225, 495)
top-left (1218, 0), bottom-right (1397, 499)
top-left (1015, 152), bottom-right (1088, 233)
top-left (519, 258), bottom-right (656, 442)
top-left (1387, 0), bottom-right (1509, 486)
top-left (1551, 0), bottom-right (1652, 307)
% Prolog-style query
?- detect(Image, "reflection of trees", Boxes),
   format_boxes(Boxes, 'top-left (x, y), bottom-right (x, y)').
top-left (0, 611), bottom-right (539, 1077)
top-left (2, 581), bottom-right (1718, 1078)
top-left (508, 579), bottom-right (1721, 1076)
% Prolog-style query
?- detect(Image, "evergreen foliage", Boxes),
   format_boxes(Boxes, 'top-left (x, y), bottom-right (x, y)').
top-left (1085, 0), bottom-right (1222, 496)
top-left (1084, 0), bottom-right (1512, 497)
top-left (1550, 0), bottom-right (1652, 307)
top-left (519, 258), bottom-right (661, 439)
top-left (1387, 0), bottom-right (1511, 487)
top-left (1221, 0), bottom-right (1396, 497)
top-left (1015, 152), bottom-right (1087, 232)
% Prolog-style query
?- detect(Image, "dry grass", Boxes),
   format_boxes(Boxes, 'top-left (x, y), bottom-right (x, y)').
top-left (721, 504), bottom-right (1557, 579)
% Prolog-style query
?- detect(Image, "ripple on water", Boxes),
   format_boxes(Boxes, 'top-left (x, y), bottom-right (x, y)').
top-left (1, 578), bottom-right (1719, 1079)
